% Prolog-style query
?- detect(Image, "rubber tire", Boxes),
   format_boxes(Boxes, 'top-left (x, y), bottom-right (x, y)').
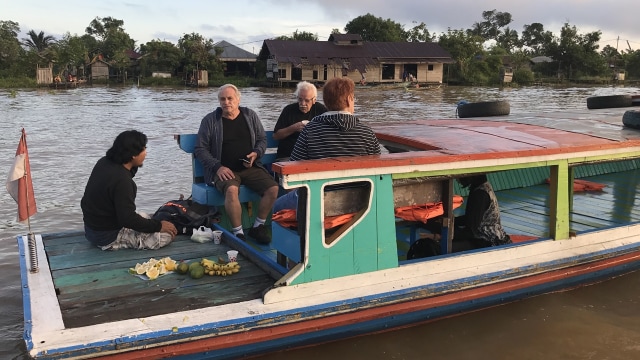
top-left (586, 95), bottom-right (632, 109)
top-left (622, 110), bottom-right (640, 129)
top-left (457, 100), bottom-right (510, 118)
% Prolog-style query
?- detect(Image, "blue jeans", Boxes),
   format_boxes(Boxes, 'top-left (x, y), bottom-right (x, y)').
top-left (273, 189), bottom-right (298, 213)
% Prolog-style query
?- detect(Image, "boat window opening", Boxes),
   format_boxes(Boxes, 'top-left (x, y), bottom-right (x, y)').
top-left (323, 181), bottom-right (372, 246)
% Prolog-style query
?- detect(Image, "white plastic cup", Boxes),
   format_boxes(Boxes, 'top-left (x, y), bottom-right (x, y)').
top-left (227, 250), bottom-right (238, 262)
top-left (212, 230), bottom-right (223, 245)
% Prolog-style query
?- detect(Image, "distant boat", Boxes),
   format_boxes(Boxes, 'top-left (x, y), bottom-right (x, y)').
top-left (18, 103), bottom-right (640, 359)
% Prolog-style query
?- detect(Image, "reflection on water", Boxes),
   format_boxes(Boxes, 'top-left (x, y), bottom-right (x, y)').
top-left (1, 85), bottom-right (639, 359)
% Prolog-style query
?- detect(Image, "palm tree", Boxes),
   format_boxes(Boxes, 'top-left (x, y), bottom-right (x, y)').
top-left (22, 30), bottom-right (56, 52)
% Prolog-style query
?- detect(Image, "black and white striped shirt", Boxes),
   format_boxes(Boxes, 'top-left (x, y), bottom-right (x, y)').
top-left (289, 112), bottom-right (381, 161)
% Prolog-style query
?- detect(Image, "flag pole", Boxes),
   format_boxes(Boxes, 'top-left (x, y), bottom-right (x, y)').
top-left (22, 130), bottom-right (38, 273)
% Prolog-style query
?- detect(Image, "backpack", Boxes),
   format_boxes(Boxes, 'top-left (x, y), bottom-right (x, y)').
top-left (406, 237), bottom-right (441, 260)
top-left (152, 197), bottom-right (218, 235)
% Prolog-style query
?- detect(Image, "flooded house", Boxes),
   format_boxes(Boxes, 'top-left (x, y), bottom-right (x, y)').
top-left (258, 34), bottom-right (453, 86)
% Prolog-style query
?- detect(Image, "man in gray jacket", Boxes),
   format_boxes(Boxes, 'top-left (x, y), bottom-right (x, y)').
top-left (195, 84), bottom-right (278, 244)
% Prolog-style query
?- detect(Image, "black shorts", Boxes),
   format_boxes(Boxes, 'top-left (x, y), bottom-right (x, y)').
top-left (214, 166), bottom-right (277, 195)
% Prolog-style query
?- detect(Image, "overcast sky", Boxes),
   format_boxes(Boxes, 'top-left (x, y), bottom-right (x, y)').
top-left (3, 0), bottom-right (639, 53)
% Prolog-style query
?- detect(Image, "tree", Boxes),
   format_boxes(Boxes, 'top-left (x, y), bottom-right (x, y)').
top-left (274, 30), bottom-right (318, 41)
top-left (85, 16), bottom-right (125, 42)
top-left (53, 32), bottom-right (88, 73)
top-left (468, 9), bottom-right (513, 42)
top-left (406, 22), bottom-right (434, 42)
top-left (344, 13), bottom-right (407, 42)
top-left (139, 39), bottom-right (182, 76)
top-left (0, 20), bottom-right (25, 76)
top-left (22, 30), bottom-right (56, 52)
top-left (84, 16), bottom-right (134, 60)
top-left (545, 23), bottom-right (605, 78)
top-left (177, 32), bottom-right (222, 75)
top-left (495, 27), bottom-right (519, 52)
top-left (521, 23), bottom-right (553, 55)
top-left (438, 28), bottom-right (485, 83)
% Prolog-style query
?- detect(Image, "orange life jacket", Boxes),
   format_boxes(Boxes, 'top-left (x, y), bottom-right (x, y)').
top-left (545, 178), bottom-right (606, 192)
top-left (394, 195), bottom-right (464, 223)
top-left (272, 209), bottom-right (356, 229)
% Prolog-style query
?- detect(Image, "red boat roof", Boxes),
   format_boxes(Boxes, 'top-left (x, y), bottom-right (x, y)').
top-left (273, 109), bottom-right (640, 176)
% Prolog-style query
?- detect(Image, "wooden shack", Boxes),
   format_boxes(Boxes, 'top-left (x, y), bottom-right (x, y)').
top-left (188, 69), bottom-right (208, 87)
top-left (500, 67), bottom-right (513, 83)
top-left (88, 56), bottom-right (110, 80)
top-left (36, 65), bottom-right (53, 85)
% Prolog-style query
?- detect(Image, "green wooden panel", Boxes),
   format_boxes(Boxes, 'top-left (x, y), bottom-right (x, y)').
top-left (374, 175), bottom-right (399, 270)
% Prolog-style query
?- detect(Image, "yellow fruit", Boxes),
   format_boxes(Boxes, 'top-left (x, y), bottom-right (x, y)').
top-left (165, 261), bottom-right (176, 271)
top-left (176, 262), bottom-right (189, 275)
top-left (146, 267), bottom-right (160, 280)
top-left (135, 263), bottom-right (146, 275)
top-left (190, 266), bottom-right (205, 279)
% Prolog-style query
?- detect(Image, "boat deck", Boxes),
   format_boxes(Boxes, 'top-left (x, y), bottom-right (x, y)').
top-left (44, 168), bottom-right (640, 329)
top-left (45, 232), bottom-right (274, 328)
top-left (497, 169), bottom-right (640, 238)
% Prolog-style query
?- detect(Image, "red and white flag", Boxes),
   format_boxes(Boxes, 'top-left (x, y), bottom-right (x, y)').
top-left (6, 128), bottom-right (37, 223)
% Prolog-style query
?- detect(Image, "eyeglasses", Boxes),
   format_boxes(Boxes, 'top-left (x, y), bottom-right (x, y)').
top-left (297, 97), bottom-right (315, 104)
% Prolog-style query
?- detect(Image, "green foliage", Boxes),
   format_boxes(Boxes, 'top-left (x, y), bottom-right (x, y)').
top-left (545, 23), bottom-right (605, 78)
top-left (406, 22), bottom-right (434, 42)
top-left (178, 32), bottom-right (222, 75)
top-left (54, 33), bottom-right (88, 71)
top-left (625, 50), bottom-right (640, 79)
top-left (139, 40), bottom-right (182, 77)
top-left (0, 76), bottom-right (36, 88)
top-left (438, 28), bottom-right (485, 83)
top-left (22, 30), bottom-right (56, 52)
top-left (521, 23), bottom-right (554, 55)
top-left (0, 20), bottom-right (24, 76)
top-left (467, 9), bottom-right (513, 42)
top-left (344, 13), bottom-right (407, 42)
top-left (275, 30), bottom-right (318, 41)
top-left (85, 16), bottom-right (124, 42)
top-left (513, 67), bottom-right (535, 84)
top-left (84, 16), bottom-right (134, 60)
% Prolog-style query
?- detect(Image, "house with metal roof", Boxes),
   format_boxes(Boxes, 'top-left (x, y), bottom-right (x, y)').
top-left (213, 40), bottom-right (257, 77)
top-left (257, 34), bottom-right (454, 85)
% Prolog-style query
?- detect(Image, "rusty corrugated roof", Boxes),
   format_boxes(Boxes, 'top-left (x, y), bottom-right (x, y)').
top-left (260, 38), bottom-right (453, 65)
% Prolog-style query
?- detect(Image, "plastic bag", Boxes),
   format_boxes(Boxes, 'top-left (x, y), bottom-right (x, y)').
top-left (191, 226), bottom-right (214, 243)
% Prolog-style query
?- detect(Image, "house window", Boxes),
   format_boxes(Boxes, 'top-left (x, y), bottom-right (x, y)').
top-left (428, 64), bottom-right (434, 71)
top-left (313, 70), bottom-right (318, 80)
top-left (278, 69), bottom-right (287, 79)
top-left (382, 64), bottom-right (395, 80)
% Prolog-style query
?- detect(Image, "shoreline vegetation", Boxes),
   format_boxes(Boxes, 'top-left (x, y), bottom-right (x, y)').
top-left (2, 76), bottom-right (639, 90)
top-left (0, 75), bottom-right (263, 89)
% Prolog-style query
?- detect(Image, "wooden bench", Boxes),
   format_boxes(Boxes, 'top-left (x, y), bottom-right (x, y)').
top-left (176, 132), bottom-right (279, 207)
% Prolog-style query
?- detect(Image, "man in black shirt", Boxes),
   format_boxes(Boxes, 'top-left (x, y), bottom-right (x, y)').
top-left (81, 130), bottom-right (178, 250)
top-left (195, 84), bottom-right (278, 244)
top-left (273, 81), bottom-right (327, 160)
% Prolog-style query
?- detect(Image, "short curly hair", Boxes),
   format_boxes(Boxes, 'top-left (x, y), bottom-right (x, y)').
top-left (106, 130), bottom-right (147, 164)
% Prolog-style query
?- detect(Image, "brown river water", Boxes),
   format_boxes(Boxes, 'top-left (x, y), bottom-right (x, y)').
top-left (1, 85), bottom-right (639, 359)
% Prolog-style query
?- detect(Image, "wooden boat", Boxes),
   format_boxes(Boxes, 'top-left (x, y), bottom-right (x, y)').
top-left (18, 105), bottom-right (640, 359)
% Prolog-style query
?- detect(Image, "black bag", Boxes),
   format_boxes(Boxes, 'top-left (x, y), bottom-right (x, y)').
top-left (152, 197), bottom-right (218, 235)
top-left (406, 237), bottom-right (441, 260)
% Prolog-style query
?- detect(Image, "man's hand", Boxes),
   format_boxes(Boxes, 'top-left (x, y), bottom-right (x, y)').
top-left (242, 152), bottom-right (258, 168)
top-left (216, 166), bottom-right (235, 180)
top-left (160, 220), bottom-right (178, 238)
